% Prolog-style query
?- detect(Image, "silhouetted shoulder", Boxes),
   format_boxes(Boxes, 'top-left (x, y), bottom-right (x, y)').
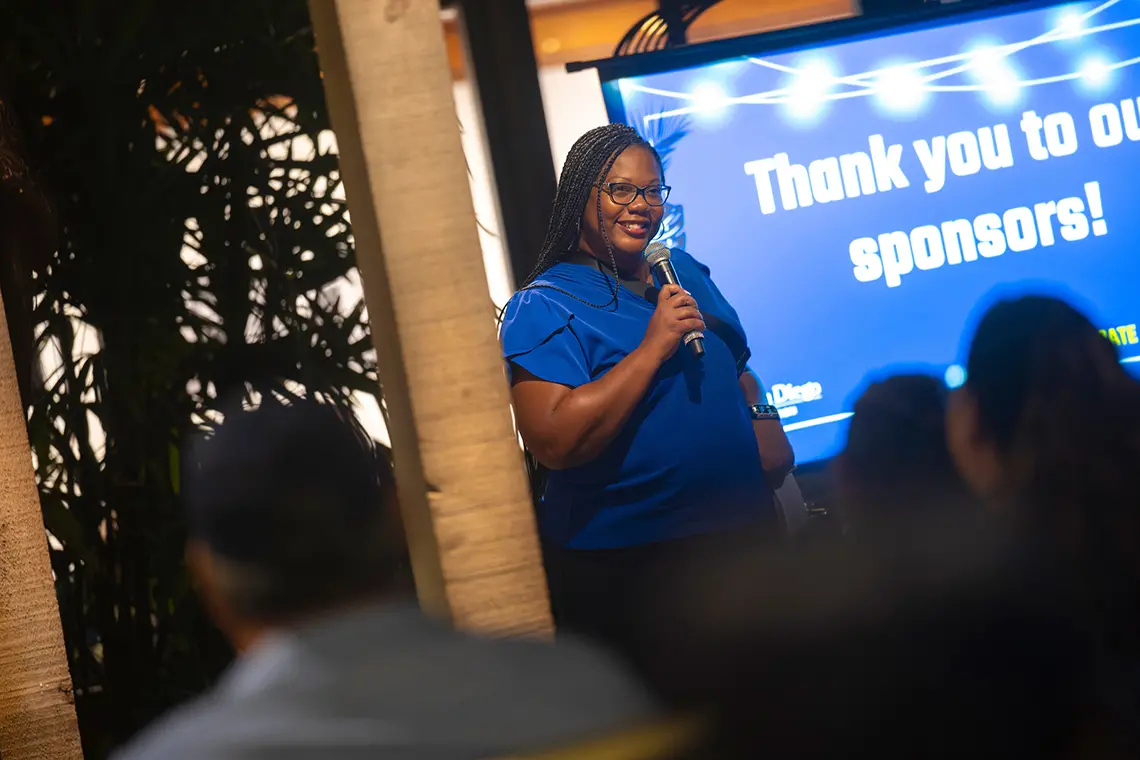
top-left (112, 606), bottom-right (656, 760)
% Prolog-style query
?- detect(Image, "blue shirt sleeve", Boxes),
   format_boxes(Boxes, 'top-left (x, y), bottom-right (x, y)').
top-left (675, 250), bottom-right (753, 374)
top-left (499, 288), bottom-right (592, 388)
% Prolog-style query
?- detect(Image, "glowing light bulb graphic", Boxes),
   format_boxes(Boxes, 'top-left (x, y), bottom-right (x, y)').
top-left (970, 44), bottom-right (1021, 107)
top-left (944, 364), bottom-right (967, 390)
top-left (874, 64), bottom-right (926, 115)
top-left (1054, 7), bottom-right (1086, 39)
top-left (784, 57), bottom-right (837, 123)
top-left (690, 81), bottom-right (730, 115)
top-left (1078, 55), bottom-right (1112, 92)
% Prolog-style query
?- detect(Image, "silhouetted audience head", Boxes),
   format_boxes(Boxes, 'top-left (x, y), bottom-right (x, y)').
top-left (183, 399), bottom-right (405, 649)
top-left (643, 524), bottom-right (1132, 759)
top-left (947, 294), bottom-right (1140, 650)
top-left (948, 295), bottom-right (1140, 505)
top-left (836, 374), bottom-right (974, 532)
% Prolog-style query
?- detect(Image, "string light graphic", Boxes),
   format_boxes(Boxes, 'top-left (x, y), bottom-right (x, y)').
top-left (627, 0), bottom-right (1140, 125)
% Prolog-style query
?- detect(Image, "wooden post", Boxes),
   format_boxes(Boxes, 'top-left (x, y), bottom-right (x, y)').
top-left (0, 331), bottom-right (84, 760)
top-left (0, 97), bottom-right (83, 760)
top-left (0, 299), bottom-right (83, 760)
top-left (308, 0), bottom-right (552, 636)
top-left (0, 294), bottom-right (83, 758)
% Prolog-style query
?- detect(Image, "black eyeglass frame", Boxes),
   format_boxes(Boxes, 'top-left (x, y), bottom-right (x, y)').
top-left (594, 182), bottom-right (672, 207)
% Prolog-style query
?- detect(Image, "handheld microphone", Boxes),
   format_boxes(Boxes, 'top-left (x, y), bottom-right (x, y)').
top-left (644, 242), bottom-right (705, 359)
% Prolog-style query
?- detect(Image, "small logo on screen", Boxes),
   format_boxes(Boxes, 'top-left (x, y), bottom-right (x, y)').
top-left (767, 382), bottom-right (823, 419)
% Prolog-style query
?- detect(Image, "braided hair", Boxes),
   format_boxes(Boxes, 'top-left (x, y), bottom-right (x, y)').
top-left (519, 123), bottom-right (661, 309)
top-left (513, 124), bottom-right (661, 500)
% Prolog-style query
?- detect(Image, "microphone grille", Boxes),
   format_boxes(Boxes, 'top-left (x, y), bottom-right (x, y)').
top-left (644, 242), bottom-right (671, 267)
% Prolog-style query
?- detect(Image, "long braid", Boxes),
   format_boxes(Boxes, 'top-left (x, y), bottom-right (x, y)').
top-left (508, 124), bottom-right (662, 502)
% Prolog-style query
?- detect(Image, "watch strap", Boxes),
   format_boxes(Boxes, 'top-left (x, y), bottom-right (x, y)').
top-left (750, 403), bottom-right (780, 420)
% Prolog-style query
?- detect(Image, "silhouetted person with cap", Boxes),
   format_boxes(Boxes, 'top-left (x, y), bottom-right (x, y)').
top-left (113, 399), bottom-right (654, 760)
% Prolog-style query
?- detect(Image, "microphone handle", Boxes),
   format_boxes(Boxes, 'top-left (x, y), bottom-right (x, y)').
top-left (649, 261), bottom-right (706, 359)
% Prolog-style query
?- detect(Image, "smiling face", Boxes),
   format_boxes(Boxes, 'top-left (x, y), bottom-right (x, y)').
top-left (578, 144), bottom-right (665, 274)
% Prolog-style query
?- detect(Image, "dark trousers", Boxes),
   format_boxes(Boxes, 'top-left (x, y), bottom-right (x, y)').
top-left (543, 523), bottom-right (776, 670)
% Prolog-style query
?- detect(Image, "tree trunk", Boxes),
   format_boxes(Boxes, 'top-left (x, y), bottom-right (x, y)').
top-left (0, 282), bottom-right (83, 758)
top-left (308, 0), bottom-right (552, 636)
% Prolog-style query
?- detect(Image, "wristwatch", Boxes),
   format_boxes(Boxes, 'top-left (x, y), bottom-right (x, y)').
top-left (749, 403), bottom-right (780, 421)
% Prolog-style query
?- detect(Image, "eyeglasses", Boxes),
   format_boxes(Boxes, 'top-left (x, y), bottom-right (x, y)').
top-left (595, 182), bottom-right (671, 207)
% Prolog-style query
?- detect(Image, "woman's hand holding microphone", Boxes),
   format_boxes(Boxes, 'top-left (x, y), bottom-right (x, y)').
top-left (640, 284), bottom-right (705, 363)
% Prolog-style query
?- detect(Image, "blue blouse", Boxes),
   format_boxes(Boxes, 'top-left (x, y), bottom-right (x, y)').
top-left (500, 250), bottom-right (775, 550)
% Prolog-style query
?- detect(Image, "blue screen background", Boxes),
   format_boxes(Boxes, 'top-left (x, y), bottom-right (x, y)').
top-left (607, 0), bottom-right (1140, 464)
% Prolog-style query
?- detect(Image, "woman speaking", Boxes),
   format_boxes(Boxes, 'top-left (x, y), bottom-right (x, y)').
top-left (500, 124), bottom-right (793, 651)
